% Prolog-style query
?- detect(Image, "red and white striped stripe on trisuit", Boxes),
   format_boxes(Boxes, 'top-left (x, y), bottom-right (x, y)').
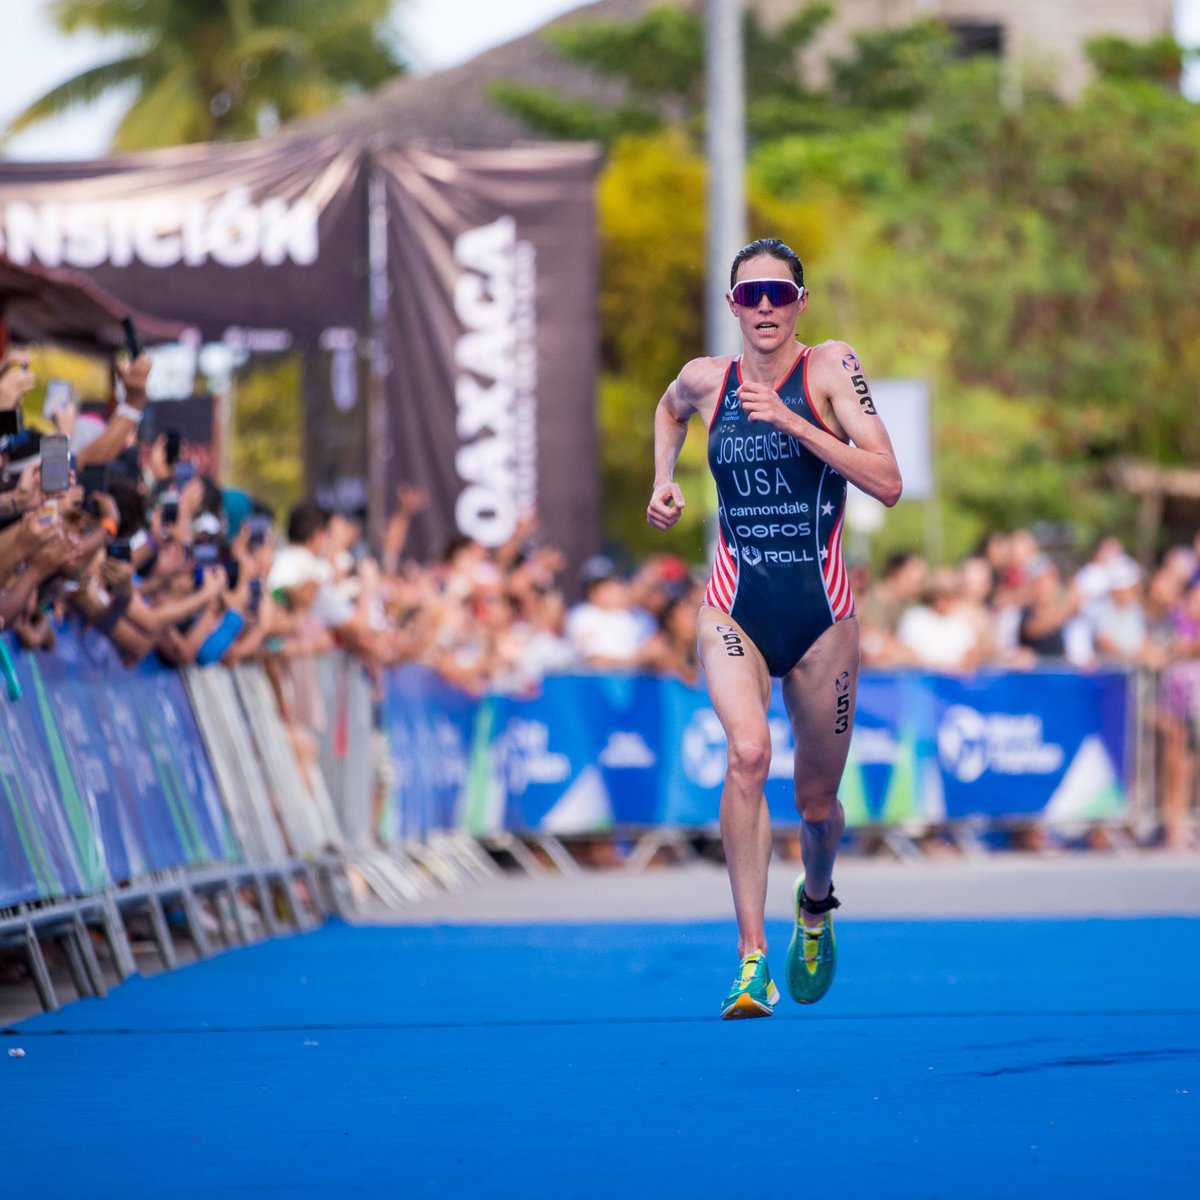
top-left (821, 501), bottom-right (856, 620)
top-left (704, 525), bottom-right (739, 614)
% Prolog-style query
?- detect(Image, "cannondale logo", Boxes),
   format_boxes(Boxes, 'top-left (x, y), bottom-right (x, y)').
top-left (741, 545), bottom-right (762, 566)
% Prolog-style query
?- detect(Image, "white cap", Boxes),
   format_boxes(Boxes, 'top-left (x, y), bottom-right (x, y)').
top-left (192, 512), bottom-right (223, 537)
top-left (268, 545), bottom-right (332, 591)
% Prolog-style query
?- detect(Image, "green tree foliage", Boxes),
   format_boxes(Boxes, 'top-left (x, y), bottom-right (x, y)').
top-left (751, 43), bottom-right (1199, 557)
top-left (827, 20), bottom-right (956, 112)
top-left (520, 9), bottom-right (1197, 563)
top-left (1086, 35), bottom-right (1184, 88)
top-left (4, 0), bottom-right (406, 150)
top-left (488, 4), bottom-right (834, 151)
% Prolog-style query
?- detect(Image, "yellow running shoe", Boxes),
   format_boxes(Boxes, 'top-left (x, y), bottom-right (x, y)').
top-left (785, 877), bottom-right (840, 1005)
top-left (720, 951), bottom-right (781, 1020)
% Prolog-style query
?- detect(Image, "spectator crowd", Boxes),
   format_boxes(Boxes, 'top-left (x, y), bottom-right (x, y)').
top-left (0, 347), bottom-right (1197, 850)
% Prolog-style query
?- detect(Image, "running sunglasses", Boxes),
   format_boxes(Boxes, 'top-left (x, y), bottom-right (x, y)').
top-left (727, 278), bottom-right (804, 307)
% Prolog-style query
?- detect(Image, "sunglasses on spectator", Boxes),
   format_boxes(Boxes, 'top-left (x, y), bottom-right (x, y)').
top-left (727, 279), bottom-right (804, 307)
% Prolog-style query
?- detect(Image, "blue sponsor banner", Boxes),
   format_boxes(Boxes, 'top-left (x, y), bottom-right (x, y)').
top-left (921, 670), bottom-right (1130, 822)
top-left (462, 675), bottom-right (667, 835)
top-left (0, 776), bottom-right (43, 905)
top-left (446, 669), bottom-right (1133, 836)
top-left (382, 665), bottom-right (480, 840)
top-left (131, 656), bottom-right (235, 864)
top-left (1, 635), bottom-right (87, 901)
top-left (18, 635), bottom-right (126, 889)
top-left (1, 626), bottom-right (235, 907)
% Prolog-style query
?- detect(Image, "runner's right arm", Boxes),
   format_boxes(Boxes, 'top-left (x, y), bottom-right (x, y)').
top-left (647, 358), bottom-right (720, 530)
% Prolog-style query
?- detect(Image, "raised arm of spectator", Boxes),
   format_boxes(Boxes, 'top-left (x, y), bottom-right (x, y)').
top-left (70, 562), bottom-right (157, 665)
top-left (156, 579), bottom-right (228, 666)
top-left (495, 509), bottom-right (538, 572)
top-left (0, 524), bottom-right (75, 627)
top-left (76, 354), bottom-right (152, 470)
top-left (380, 484), bottom-right (427, 575)
top-left (123, 564), bottom-right (227, 637)
top-left (0, 511), bottom-right (49, 583)
top-left (0, 461), bottom-right (47, 527)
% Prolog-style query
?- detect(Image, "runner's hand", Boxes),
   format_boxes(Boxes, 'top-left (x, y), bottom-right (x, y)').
top-left (737, 381), bottom-right (791, 429)
top-left (647, 482), bottom-right (685, 531)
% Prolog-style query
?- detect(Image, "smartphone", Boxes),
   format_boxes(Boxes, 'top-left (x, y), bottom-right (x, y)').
top-left (0, 410), bottom-right (21, 438)
top-left (121, 315), bottom-right (142, 359)
top-left (173, 460), bottom-right (196, 486)
top-left (40, 434), bottom-right (72, 493)
top-left (246, 512), bottom-right (273, 547)
top-left (165, 429), bottom-right (182, 466)
top-left (192, 541), bottom-right (219, 567)
top-left (107, 539), bottom-right (132, 562)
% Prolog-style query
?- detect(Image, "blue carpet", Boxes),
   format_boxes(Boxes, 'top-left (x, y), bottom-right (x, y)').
top-left (4, 918), bottom-right (1199, 1198)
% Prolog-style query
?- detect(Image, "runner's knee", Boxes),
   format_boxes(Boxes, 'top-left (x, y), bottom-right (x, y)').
top-left (795, 784), bottom-right (841, 824)
top-left (727, 735), bottom-right (771, 790)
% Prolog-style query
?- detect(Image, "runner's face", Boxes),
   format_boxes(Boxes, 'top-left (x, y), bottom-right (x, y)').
top-left (728, 254), bottom-right (806, 354)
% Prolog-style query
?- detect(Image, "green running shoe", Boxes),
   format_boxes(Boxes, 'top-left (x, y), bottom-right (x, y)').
top-left (720, 950), bottom-right (781, 1020)
top-left (785, 877), bottom-right (839, 1005)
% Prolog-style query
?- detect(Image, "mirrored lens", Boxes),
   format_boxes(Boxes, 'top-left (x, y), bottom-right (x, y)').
top-left (731, 279), bottom-right (801, 307)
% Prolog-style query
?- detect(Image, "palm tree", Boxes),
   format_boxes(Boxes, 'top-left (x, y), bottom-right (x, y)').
top-left (5, 0), bottom-right (407, 150)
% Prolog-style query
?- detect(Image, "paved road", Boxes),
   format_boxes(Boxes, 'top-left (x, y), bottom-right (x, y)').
top-left (362, 850), bottom-right (1200, 925)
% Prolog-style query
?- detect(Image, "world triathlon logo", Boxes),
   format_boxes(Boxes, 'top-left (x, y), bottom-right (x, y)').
top-left (740, 545), bottom-right (762, 566)
top-left (936, 706), bottom-right (990, 783)
top-left (936, 704), bottom-right (1064, 784)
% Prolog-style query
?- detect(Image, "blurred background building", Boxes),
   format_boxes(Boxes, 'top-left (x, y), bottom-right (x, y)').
top-left (784, 0), bottom-right (1176, 95)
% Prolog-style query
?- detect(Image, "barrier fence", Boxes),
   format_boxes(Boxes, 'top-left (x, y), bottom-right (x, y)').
top-left (1, 623), bottom-right (1150, 1013)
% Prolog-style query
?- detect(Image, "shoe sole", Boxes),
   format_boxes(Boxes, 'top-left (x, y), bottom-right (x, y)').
top-left (720, 982), bottom-right (780, 1020)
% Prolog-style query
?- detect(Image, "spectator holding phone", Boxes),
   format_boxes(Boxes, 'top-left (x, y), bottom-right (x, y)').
top-left (74, 352), bottom-right (152, 471)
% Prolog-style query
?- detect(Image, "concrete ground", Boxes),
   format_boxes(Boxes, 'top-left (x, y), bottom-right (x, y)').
top-left (363, 850), bottom-right (1200, 925)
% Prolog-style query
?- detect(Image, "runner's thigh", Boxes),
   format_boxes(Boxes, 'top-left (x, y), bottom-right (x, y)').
top-left (697, 606), bottom-right (772, 745)
top-left (781, 617), bottom-right (861, 793)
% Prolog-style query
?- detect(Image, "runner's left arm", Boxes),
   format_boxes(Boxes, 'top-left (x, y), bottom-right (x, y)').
top-left (738, 342), bottom-right (902, 506)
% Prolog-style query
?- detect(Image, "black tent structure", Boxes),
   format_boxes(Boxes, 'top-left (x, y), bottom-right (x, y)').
top-left (0, 127), bottom-right (601, 568)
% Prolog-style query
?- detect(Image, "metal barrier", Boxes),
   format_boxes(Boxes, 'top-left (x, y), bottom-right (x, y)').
top-left (1, 629), bottom-right (344, 1012)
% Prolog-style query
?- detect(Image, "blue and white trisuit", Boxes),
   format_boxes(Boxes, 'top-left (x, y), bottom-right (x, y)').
top-left (703, 346), bottom-right (855, 677)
